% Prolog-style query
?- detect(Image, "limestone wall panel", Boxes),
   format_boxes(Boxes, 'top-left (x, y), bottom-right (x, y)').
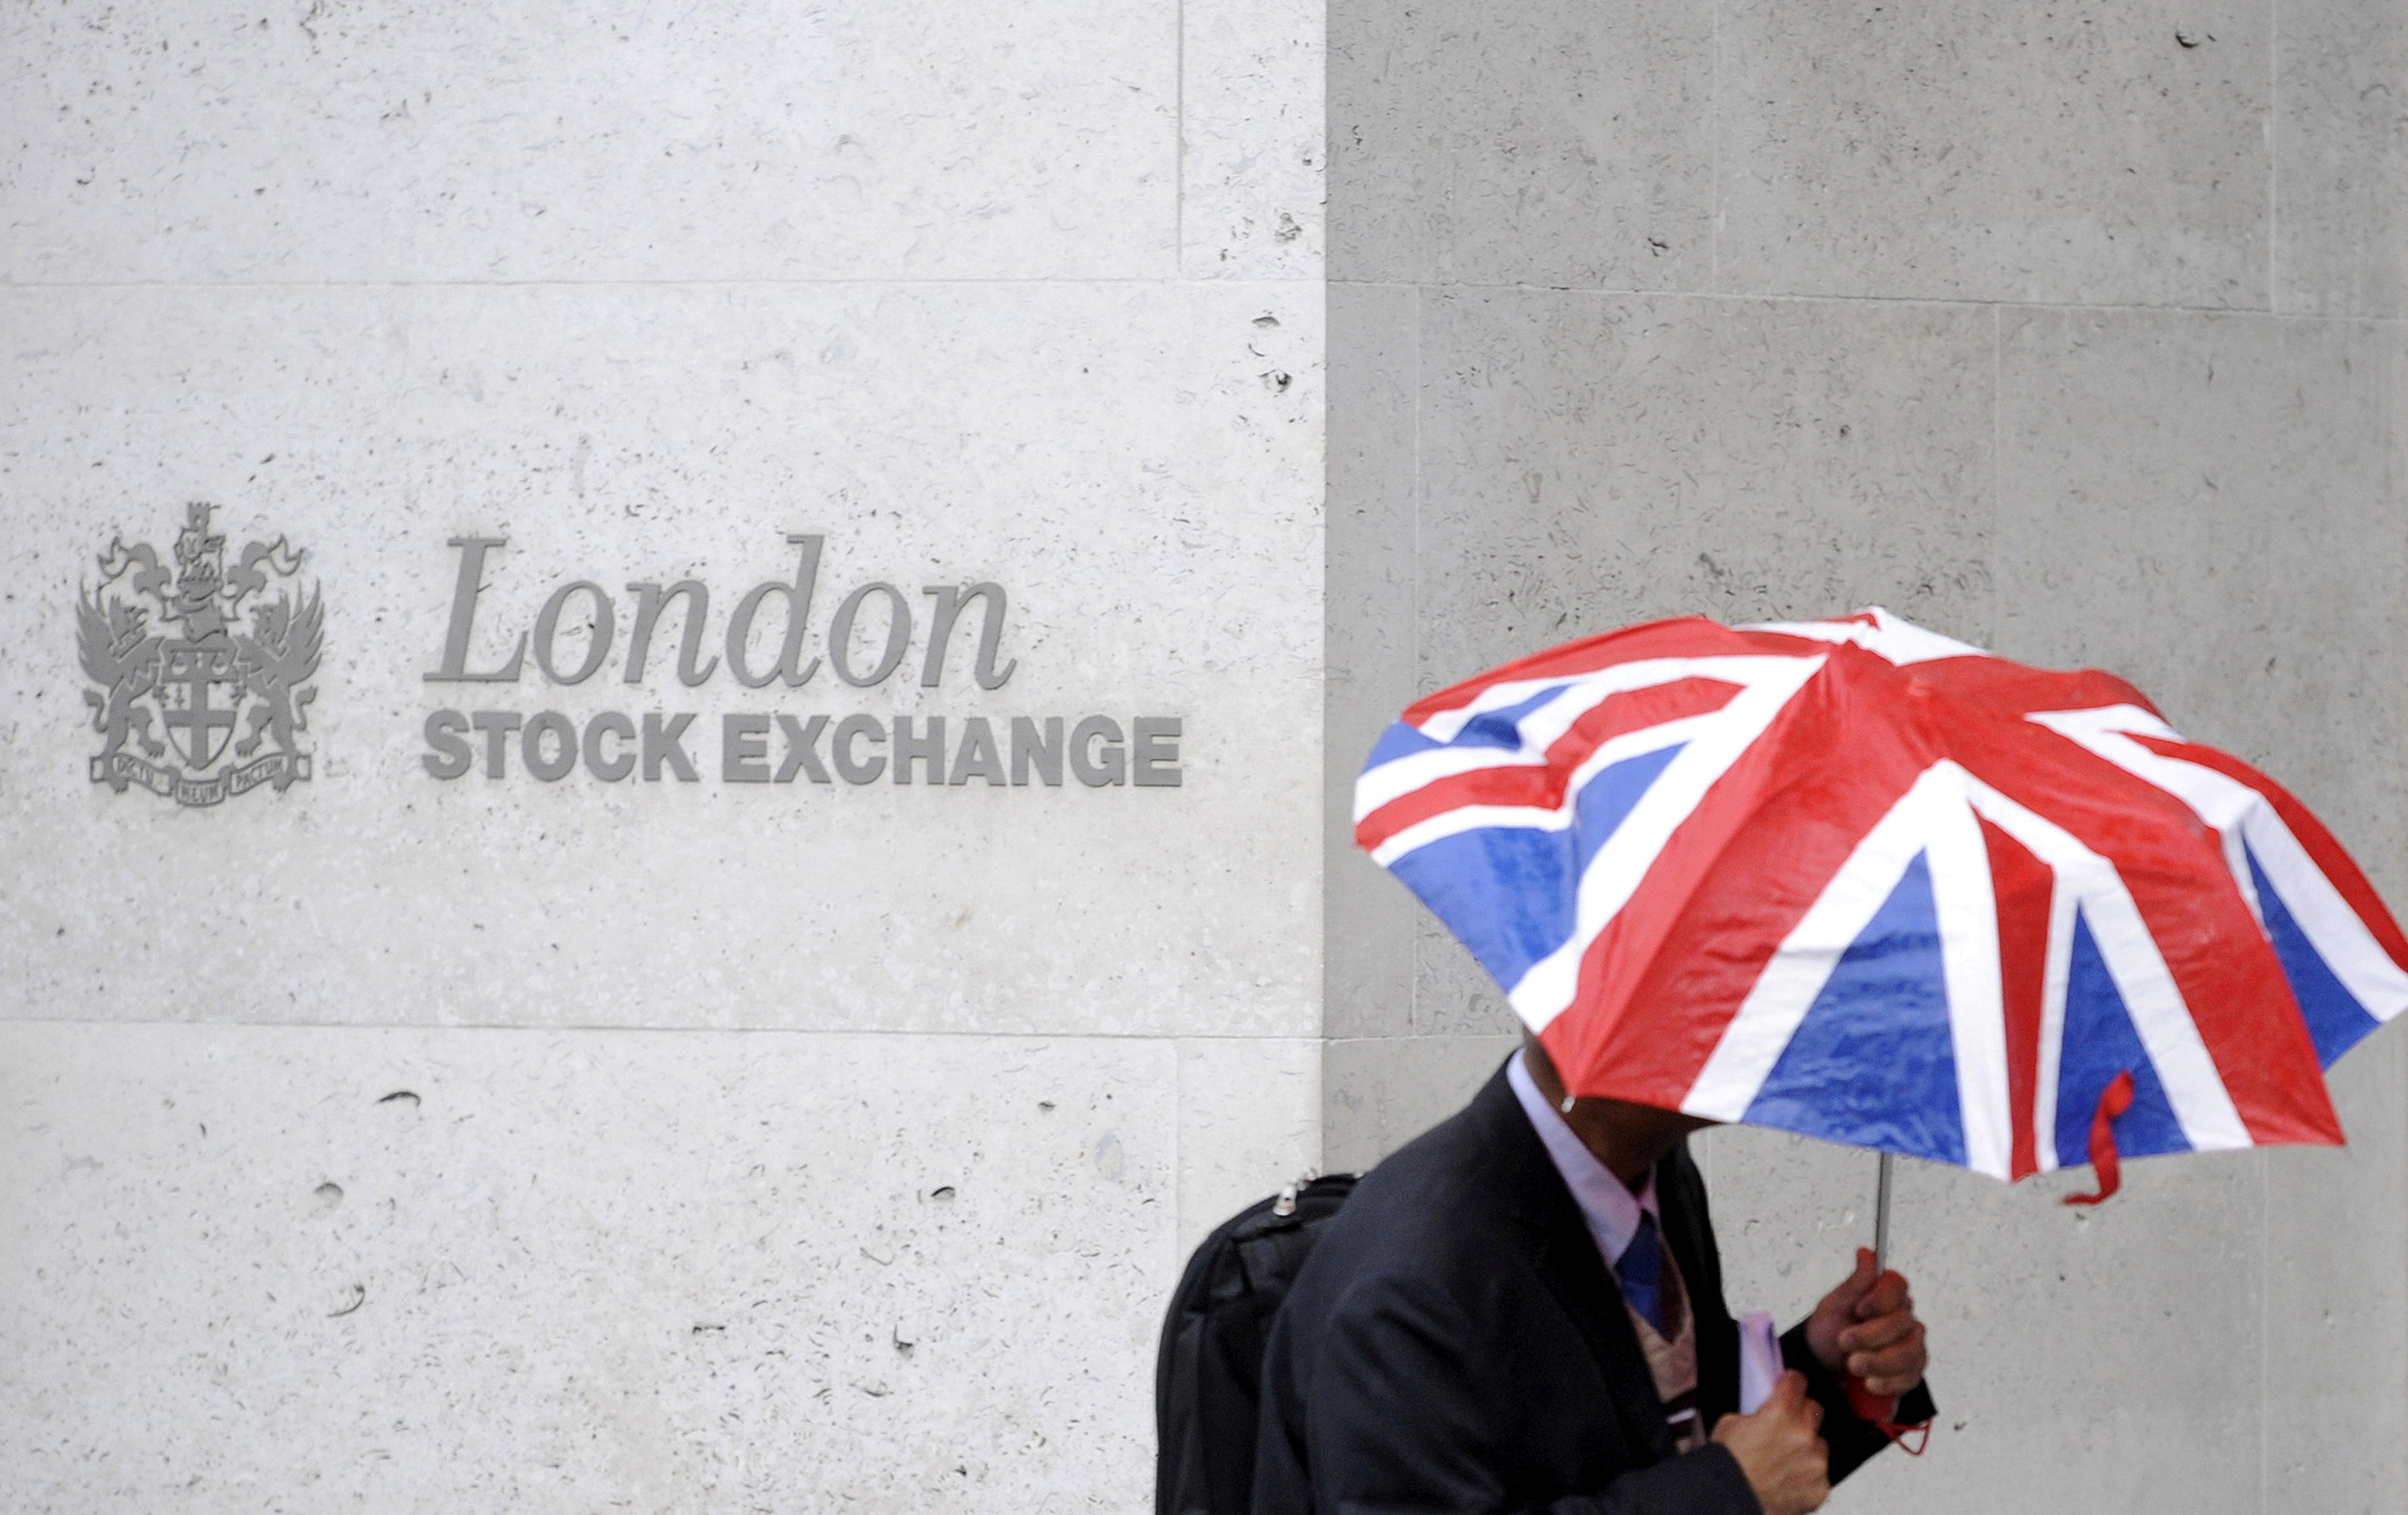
top-left (1, 0), bottom-right (1177, 282)
top-left (0, 1023), bottom-right (1179, 1513)
top-left (0, 281), bottom-right (1324, 1040)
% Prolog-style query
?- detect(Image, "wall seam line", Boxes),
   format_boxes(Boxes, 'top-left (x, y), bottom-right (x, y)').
top-left (1174, 0), bottom-right (1186, 276)
top-left (1409, 279), bottom-right (1425, 1036)
top-left (1173, 1035), bottom-right (1188, 1269)
top-left (2260, 1150), bottom-right (2271, 1515)
top-left (1992, 302), bottom-right (2003, 650)
top-left (0, 1021), bottom-right (1328, 1042)
top-left (1318, 283), bottom-right (2371, 319)
top-left (0, 275), bottom-right (1327, 291)
top-left (2267, 0), bottom-right (2280, 313)
top-left (1, 279), bottom-right (2376, 315)
top-left (1708, 0), bottom-right (1721, 293)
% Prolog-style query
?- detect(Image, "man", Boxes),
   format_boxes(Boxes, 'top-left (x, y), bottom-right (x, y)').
top-left (1253, 1038), bottom-right (1934, 1515)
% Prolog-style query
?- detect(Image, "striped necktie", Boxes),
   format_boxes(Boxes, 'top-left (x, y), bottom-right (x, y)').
top-left (1617, 1210), bottom-right (1669, 1337)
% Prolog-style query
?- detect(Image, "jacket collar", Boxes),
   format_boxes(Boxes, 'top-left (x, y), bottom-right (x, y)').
top-left (1467, 1062), bottom-right (1682, 1464)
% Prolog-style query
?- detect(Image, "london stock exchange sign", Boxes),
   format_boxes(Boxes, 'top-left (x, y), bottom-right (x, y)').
top-left (80, 503), bottom-right (320, 806)
top-left (420, 534), bottom-right (1183, 790)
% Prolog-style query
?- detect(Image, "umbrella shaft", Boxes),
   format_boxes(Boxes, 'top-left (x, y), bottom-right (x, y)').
top-left (1873, 1151), bottom-right (1893, 1273)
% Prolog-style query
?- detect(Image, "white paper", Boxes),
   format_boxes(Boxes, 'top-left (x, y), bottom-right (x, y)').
top-left (1737, 1310), bottom-right (1784, 1413)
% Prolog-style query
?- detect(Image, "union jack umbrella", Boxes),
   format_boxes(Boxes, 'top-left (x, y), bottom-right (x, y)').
top-left (1353, 608), bottom-right (2408, 1202)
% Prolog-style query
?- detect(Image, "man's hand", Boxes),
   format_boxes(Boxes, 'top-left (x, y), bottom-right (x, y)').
top-left (1804, 1247), bottom-right (1928, 1398)
top-left (1711, 1370), bottom-right (1830, 1515)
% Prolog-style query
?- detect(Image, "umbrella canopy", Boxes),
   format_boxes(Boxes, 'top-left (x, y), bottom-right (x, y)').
top-left (1354, 608), bottom-right (2408, 1189)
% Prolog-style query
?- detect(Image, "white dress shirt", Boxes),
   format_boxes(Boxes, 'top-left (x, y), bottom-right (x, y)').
top-left (1506, 1047), bottom-right (1661, 1273)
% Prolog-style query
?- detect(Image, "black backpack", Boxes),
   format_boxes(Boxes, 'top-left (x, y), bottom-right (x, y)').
top-left (1155, 1174), bottom-right (1358, 1515)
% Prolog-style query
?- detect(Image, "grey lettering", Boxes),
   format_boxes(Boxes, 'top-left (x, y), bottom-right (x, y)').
top-left (1011, 716), bottom-right (1064, 787)
top-left (775, 714), bottom-right (832, 784)
top-left (726, 534), bottom-right (824, 689)
top-left (893, 716), bottom-right (946, 785)
top-left (830, 583), bottom-right (912, 688)
top-left (643, 713), bottom-right (699, 782)
top-left (533, 581), bottom-right (615, 685)
top-left (422, 710), bottom-right (472, 778)
top-left (1071, 716), bottom-right (1125, 787)
top-left (920, 583), bottom-right (1018, 689)
top-left (722, 713), bottom-right (772, 783)
top-left (624, 581), bottom-right (718, 687)
top-left (470, 709), bottom-right (523, 778)
top-left (950, 716), bottom-right (1006, 786)
top-left (1133, 717), bottom-right (1183, 788)
top-left (832, 713), bottom-right (886, 784)
top-left (426, 538), bottom-right (527, 683)
top-left (584, 712), bottom-right (637, 782)
top-left (523, 710), bottom-right (578, 781)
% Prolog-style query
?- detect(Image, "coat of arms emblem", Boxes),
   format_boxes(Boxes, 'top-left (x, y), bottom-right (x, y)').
top-left (79, 502), bottom-right (322, 806)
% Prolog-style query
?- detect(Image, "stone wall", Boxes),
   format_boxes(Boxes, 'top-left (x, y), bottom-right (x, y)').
top-left (0, 2), bottom-right (1323, 1509)
top-left (1323, 1), bottom-right (2408, 1510)
top-left (6, 0), bottom-right (2405, 1507)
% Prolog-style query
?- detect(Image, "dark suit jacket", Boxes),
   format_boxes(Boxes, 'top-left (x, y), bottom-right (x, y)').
top-left (1252, 1063), bottom-right (1934, 1514)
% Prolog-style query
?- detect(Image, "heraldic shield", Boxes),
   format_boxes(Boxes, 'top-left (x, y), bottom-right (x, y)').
top-left (79, 502), bottom-right (322, 807)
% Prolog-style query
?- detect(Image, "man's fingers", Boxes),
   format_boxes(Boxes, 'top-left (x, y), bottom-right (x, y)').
top-left (1863, 1351), bottom-right (1927, 1395)
top-left (1847, 1346), bottom-right (1926, 1384)
top-left (1838, 1248), bottom-right (1879, 1299)
top-left (1846, 1342), bottom-right (1925, 1379)
top-left (1837, 1309), bottom-right (1918, 1353)
top-left (1845, 1323), bottom-right (1927, 1385)
top-left (1851, 1271), bottom-right (1910, 1321)
top-left (1846, 1321), bottom-right (1926, 1366)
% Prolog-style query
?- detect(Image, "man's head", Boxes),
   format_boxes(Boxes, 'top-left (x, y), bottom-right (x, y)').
top-left (1521, 1034), bottom-right (1714, 1187)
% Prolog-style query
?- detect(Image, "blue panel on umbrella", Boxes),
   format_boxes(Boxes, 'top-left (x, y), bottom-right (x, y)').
top-left (1455, 685), bottom-right (1574, 750)
top-left (2054, 911), bottom-right (2191, 1162)
top-left (1744, 851), bottom-right (1967, 1167)
top-left (1365, 685), bottom-right (1571, 768)
top-left (1570, 742), bottom-right (1683, 879)
top-left (1387, 742), bottom-right (1684, 994)
top-left (1365, 721), bottom-right (1449, 768)
top-left (2246, 846), bottom-right (2381, 1068)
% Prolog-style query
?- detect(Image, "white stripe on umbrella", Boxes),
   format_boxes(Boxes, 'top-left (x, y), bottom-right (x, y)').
top-left (1959, 774), bottom-right (2253, 1159)
top-left (1368, 712), bottom-right (1719, 867)
top-left (1739, 608), bottom-right (1989, 667)
top-left (2241, 807), bottom-right (2408, 1025)
top-left (1509, 657), bottom-right (1825, 1033)
top-left (1352, 655), bottom-right (1819, 822)
top-left (1678, 772), bottom-right (1935, 1124)
top-left (1927, 775), bottom-right (2013, 1180)
top-left (2034, 705), bottom-right (2408, 1029)
top-left (1679, 763), bottom-right (2014, 1180)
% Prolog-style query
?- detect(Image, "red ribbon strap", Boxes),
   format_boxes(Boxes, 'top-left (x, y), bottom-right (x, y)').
top-left (1843, 1376), bottom-right (1930, 1456)
top-left (1876, 1415), bottom-right (1932, 1456)
top-left (2062, 1070), bottom-right (2136, 1207)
